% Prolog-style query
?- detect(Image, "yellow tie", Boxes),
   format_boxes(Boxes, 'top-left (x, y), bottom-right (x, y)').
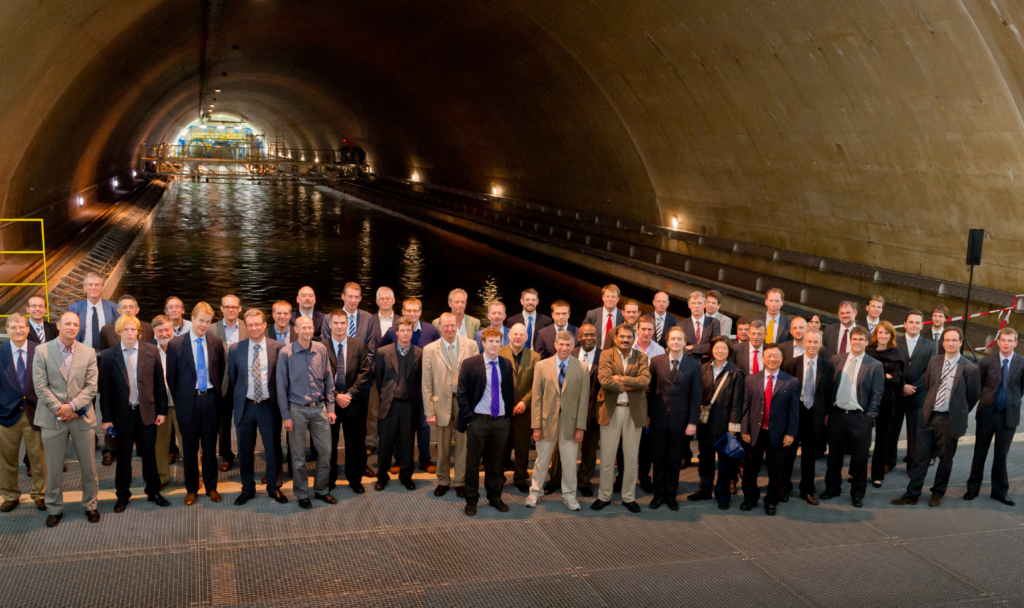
top-left (767, 319), bottom-right (775, 343)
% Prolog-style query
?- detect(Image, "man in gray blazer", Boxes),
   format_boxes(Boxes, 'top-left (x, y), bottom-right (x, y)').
top-left (211, 294), bottom-right (249, 472)
top-left (32, 312), bottom-right (100, 527)
top-left (893, 327), bottom-right (981, 507)
top-left (888, 310), bottom-right (933, 470)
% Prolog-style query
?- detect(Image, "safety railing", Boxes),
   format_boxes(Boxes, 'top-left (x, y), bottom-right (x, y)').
top-left (0, 218), bottom-right (50, 321)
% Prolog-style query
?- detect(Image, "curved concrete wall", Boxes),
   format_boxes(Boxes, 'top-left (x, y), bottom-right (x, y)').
top-left (2, 0), bottom-right (1023, 291)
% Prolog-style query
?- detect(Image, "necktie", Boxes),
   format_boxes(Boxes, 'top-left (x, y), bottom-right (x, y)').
top-left (656, 316), bottom-right (664, 343)
top-left (558, 361), bottom-right (566, 391)
top-left (489, 361), bottom-right (500, 417)
top-left (126, 347), bottom-right (138, 405)
top-left (762, 373), bottom-right (773, 429)
top-left (839, 328), bottom-right (848, 354)
top-left (196, 337), bottom-right (208, 390)
top-left (605, 313), bottom-right (613, 343)
top-left (253, 343), bottom-right (263, 401)
top-left (91, 306), bottom-right (101, 350)
top-left (671, 358), bottom-right (678, 381)
top-left (15, 348), bottom-right (25, 391)
top-left (695, 319), bottom-right (702, 344)
top-left (525, 316), bottom-right (533, 350)
top-left (335, 342), bottom-right (347, 392)
top-left (936, 360), bottom-right (954, 410)
top-left (752, 349), bottom-right (759, 374)
top-left (766, 318), bottom-right (775, 343)
top-left (997, 358), bottom-right (1009, 411)
top-left (35, 325), bottom-right (45, 343)
top-left (348, 313), bottom-right (356, 337)
top-left (804, 360), bottom-right (815, 409)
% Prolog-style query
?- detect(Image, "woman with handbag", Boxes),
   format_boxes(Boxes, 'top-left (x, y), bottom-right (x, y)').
top-left (690, 335), bottom-right (745, 509)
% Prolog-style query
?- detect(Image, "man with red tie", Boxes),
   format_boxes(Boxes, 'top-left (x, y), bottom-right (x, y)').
top-left (823, 301), bottom-right (859, 358)
top-left (731, 320), bottom-right (765, 375)
top-left (583, 284), bottom-right (625, 351)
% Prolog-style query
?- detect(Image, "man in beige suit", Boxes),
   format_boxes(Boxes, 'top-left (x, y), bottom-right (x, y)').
top-left (432, 288), bottom-right (482, 339)
top-left (592, 324), bottom-right (651, 513)
top-left (423, 312), bottom-right (479, 497)
top-left (499, 324), bottom-right (539, 491)
top-left (526, 330), bottom-right (589, 510)
top-left (32, 312), bottom-right (101, 527)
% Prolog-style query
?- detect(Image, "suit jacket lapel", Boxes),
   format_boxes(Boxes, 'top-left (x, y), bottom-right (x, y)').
top-left (952, 359), bottom-right (965, 392)
top-left (116, 347), bottom-right (129, 388)
top-left (387, 347), bottom-right (400, 378)
top-left (1, 343), bottom-right (18, 387)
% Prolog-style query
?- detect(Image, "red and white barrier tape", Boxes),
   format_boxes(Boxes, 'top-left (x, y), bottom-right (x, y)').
top-left (893, 295), bottom-right (1022, 348)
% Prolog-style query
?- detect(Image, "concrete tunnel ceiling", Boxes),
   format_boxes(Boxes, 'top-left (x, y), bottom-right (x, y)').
top-left (3, 0), bottom-right (1024, 292)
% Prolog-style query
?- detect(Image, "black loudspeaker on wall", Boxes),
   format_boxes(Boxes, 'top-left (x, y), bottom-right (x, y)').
top-left (966, 228), bottom-right (984, 266)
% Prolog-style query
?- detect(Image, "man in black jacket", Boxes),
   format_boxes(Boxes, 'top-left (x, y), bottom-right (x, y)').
top-left (322, 310), bottom-right (373, 494)
top-left (888, 310), bottom-right (934, 470)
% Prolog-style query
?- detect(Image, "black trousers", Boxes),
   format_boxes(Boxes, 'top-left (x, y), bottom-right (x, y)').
top-left (650, 427), bottom-right (688, 499)
top-left (237, 400), bottom-right (278, 496)
top-left (501, 410), bottom-right (532, 485)
top-left (638, 427), bottom-right (654, 484)
top-left (376, 400), bottom-right (414, 484)
top-left (887, 399), bottom-right (919, 468)
top-left (905, 412), bottom-right (957, 500)
top-left (782, 405), bottom-right (819, 497)
top-left (465, 414), bottom-right (510, 503)
top-left (180, 392), bottom-right (220, 493)
top-left (967, 407), bottom-right (1016, 498)
top-left (113, 408), bottom-right (161, 500)
top-left (697, 437), bottom-right (733, 503)
top-left (870, 399), bottom-right (894, 482)
top-left (218, 387), bottom-right (235, 465)
top-left (330, 406), bottom-right (368, 488)
top-left (825, 408), bottom-right (872, 499)
top-left (742, 432), bottom-right (784, 506)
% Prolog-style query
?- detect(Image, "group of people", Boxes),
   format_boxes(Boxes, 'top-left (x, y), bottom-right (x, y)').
top-left (1, 274), bottom-right (1020, 525)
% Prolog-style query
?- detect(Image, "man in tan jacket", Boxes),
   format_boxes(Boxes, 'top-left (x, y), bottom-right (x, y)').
top-left (423, 313), bottom-right (479, 497)
top-left (498, 324), bottom-right (539, 491)
top-left (592, 324), bottom-right (651, 513)
top-left (526, 330), bottom-right (589, 510)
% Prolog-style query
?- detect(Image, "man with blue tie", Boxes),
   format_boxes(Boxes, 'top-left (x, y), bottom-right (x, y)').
top-left (505, 288), bottom-right (552, 352)
top-left (322, 310), bottom-right (372, 494)
top-left (474, 301), bottom-right (510, 351)
top-left (965, 327), bottom-right (1023, 505)
top-left (165, 302), bottom-right (226, 505)
top-left (322, 283), bottom-right (377, 358)
top-left (271, 301), bottom-right (297, 345)
top-left (0, 314), bottom-right (46, 512)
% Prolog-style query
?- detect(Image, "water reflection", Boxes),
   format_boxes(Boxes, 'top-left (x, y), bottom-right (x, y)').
top-left (400, 236), bottom-right (424, 300)
top-left (357, 218), bottom-right (373, 294)
top-left (477, 274), bottom-right (501, 308)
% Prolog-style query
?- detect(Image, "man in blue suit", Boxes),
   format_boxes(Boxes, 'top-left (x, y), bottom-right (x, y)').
top-left (0, 314), bottom-right (45, 512)
top-left (228, 309), bottom-right (287, 505)
top-left (474, 301), bottom-right (510, 351)
top-left (740, 344), bottom-right (800, 515)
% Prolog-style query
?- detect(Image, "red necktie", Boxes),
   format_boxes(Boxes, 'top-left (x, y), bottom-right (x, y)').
top-left (839, 328), bottom-right (848, 353)
top-left (762, 373), bottom-right (773, 429)
top-left (752, 349), bottom-right (759, 374)
top-left (605, 313), bottom-right (613, 341)
top-left (695, 320), bottom-right (701, 344)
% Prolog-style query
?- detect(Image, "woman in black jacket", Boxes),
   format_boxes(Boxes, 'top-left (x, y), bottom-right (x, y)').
top-left (867, 320), bottom-right (905, 487)
top-left (692, 335), bottom-right (745, 509)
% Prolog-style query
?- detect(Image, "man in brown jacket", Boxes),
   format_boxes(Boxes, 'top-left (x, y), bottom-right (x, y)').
top-left (499, 323), bottom-right (539, 491)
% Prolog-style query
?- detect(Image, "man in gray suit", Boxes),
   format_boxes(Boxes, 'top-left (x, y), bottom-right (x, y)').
top-left (32, 312), bottom-right (100, 527)
top-left (212, 294), bottom-right (249, 472)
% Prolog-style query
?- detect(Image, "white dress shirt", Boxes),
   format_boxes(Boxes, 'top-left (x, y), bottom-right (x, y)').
top-left (121, 342), bottom-right (139, 405)
top-left (189, 330), bottom-right (214, 390)
top-left (223, 320), bottom-right (241, 346)
top-left (692, 315), bottom-right (705, 340)
top-left (617, 350), bottom-right (631, 404)
top-left (634, 340), bottom-right (665, 358)
top-left (836, 353), bottom-right (864, 411)
top-left (474, 354), bottom-right (505, 415)
top-left (792, 343), bottom-right (806, 358)
top-left (10, 342), bottom-right (26, 370)
top-left (457, 316), bottom-right (468, 338)
top-left (934, 354), bottom-right (961, 412)
top-left (173, 319), bottom-right (193, 337)
top-left (378, 313), bottom-right (394, 335)
top-left (29, 320), bottom-right (47, 343)
top-left (906, 334), bottom-right (919, 358)
top-left (158, 346), bottom-right (175, 406)
top-left (763, 370), bottom-right (779, 392)
top-left (602, 309), bottom-right (617, 346)
top-left (247, 338), bottom-right (269, 401)
top-left (84, 301), bottom-right (106, 347)
top-left (748, 344), bottom-right (763, 372)
top-left (578, 347), bottom-right (597, 372)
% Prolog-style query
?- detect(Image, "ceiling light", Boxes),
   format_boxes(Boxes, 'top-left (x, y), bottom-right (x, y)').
top-left (215, 89), bottom-right (221, 93)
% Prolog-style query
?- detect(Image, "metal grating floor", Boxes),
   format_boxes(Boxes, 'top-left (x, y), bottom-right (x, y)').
top-left (2, 436), bottom-right (1024, 607)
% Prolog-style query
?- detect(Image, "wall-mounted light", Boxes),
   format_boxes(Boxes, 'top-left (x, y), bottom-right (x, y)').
top-left (492, 185), bottom-right (501, 196)
top-left (671, 215), bottom-right (679, 229)
top-left (78, 196), bottom-right (84, 207)
top-left (411, 172), bottom-right (420, 182)
top-left (314, 154), bottom-right (319, 163)
top-left (214, 88), bottom-right (221, 93)
top-left (132, 169), bottom-right (137, 178)
top-left (112, 178), bottom-right (119, 189)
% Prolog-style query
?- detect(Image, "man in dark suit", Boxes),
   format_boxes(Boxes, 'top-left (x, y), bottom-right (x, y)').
top-left (929, 305), bottom-right (950, 346)
top-left (888, 310), bottom-right (934, 470)
top-left (820, 326), bottom-right (884, 507)
top-left (680, 291), bottom-right (721, 363)
top-left (822, 300), bottom-right (859, 358)
top-left (740, 344), bottom-right (800, 515)
top-left (270, 301), bottom-right (298, 345)
top-left (0, 314), bottom-right (45, 512)
top-left (373, 317), bottom-right (422, 491)
top-left (731, 320), bottom-right (766, 374)
top-left (456, 327), bottom-right (516, 516)
top-left (646, 326), bottom-right (703, 510)
top-left (777, 317), bottom-right (807, 364)
top-left (780, 328), bottom-right (835, 505)
top-left (651, 291), bottom-right (679, 349)
top-left (534, 300), bottom-right (577, 360)
top-left (165, 302), bottom-right (226, 505)
top-left (323, 282), bottom-right (377, 360)
top-left (322, 310), bottom-right (373, 494)
top-left (763, 288), bottom-right (791, 345)
top-left (227, 309), bottom-right (287, 505)
top-left (99, 295), bottom-right (155, 350)
top-left (211, 294), bottom-right (248, 472)
top-left (99, 314), bottom-right (169, 512)
top-left (24, 295), bottom-right (58, 344)
top-left (582, 283), bottom-right (624, 352)
top-left (505, 288), bottom-right (552, 352)
top-left (893, 327), bottom-right (982, 507)
top-left (366, 286), bottom-right (397, 455)
top-left (290, 286), bottom-right (326, 340)
top-left (965, 327), bottom-right (1024, 505)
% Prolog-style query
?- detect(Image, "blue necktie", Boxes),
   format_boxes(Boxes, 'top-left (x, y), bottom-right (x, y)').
top-left (336, 341), bottom-right (347, 392)
top-left (997, 358), bottom-right (1009, 411)
top-left (558, 361), bottom-right (566, 391)
top-left (16, 349), bottom-right (26, 392)
top-left (91, 306), bottom-right (100, 350)
top-left (196, 337), bottom-right (208, 390)
top-left (348, 313), bottom-right (356, 338)
top-left (525, 316), bottom-right (533, 350)
top-left (490, 361), bottom-right (500, 416)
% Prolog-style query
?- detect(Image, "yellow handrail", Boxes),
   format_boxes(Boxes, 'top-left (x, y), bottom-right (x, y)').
top-left (0, 218), bottom-right (50, 321)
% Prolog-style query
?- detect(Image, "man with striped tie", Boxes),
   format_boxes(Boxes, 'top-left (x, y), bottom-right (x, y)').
top-left (505, 288), bottom-right (551, 352)
top-left (651, 292), bottom-right (679, 349)
top-left (893, 327), bottom-right (981, 508)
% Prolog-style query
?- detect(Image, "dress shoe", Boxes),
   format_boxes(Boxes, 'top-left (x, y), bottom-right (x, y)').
top-left (687, 491), bottom-right (712, 502)
top-left (489, 499), bottom-right (510, 512)
top-left (206, 490), bottom-right (222, 503)
top-left (420, 461), bottom-right (436, 474)
top-left (45, 513), bottom-right (63, 527)
top-left (86, 510), bottom-right (101, 523)
top-left (150, 494), bottom-right (170, 507)
top-left (454, 486), bottom-right (466, 498)
top-left (434, 485), bottom-right (450, 497)
top-left (270, 491), bottom-right (289, 504)
top-left (591, 499), bottom-right (610, 511)
top-left (649, 497), bottom-right (663, 509)
top-left (401, 480), bottom-right (416, 491)
top-left (390, 465), bottom-right (400, 475)
top-left (852, 498), bottom-right (864, 508)
top-left (818, 490), bottom-right (840, 500)
top-left (778, 493), bottom-right (790, 503)
top-left (872, 480), bottom-right (882, 489)
top-left (316, 493), bottom-right (338, 504)
top-left (928, 494), bottom-right (943, 508)
top-left (525, 494), bottom-right (538, 508)
top-left (717, 502), bottom-right (730, 510)
top-left (220, 461), bottom-right (233, 472)
top-left (374, 482), bottom-right (387, 491)
top-left (514, 482), bottom-right (529, 494)
top-left (168, 453), bottom-right (177, 465)
top-left (963, 491), bottom-right (979, 501)
top-left (728, 480), bottom-right (738, 495)
top-left (666, 498), bottom-right (680, 510)
top-left (113, 499), bottom-right (128, 513)
top-left (564, 497), bottom-right (581, 511)
top-left (101, 453), bottom-right (113, 467)
top-left (891, 496), bottom-right (918, 506)
top-left (739, 501), bottom-right (756, 511)
top-left (184, 493), bottom-right (198, 506)
top-left (639, 480), bottom-right (655, 494)
top-left (0, 500), bottom-right (17, 513)
top-left (623, 501), bottom-right (641, 513)
top-left (464, 502), bottom-right (477, 516)
top-left (579, 486), bottom-right (594, 497)
top-left (543, 485), bottom-right (557, 496)
top-left (363, 467), bottom-right (376, 478)
top-left (34, 498), bottom-right (46, 511)
top-left (992, 495), bottom-right (1016, 506)
top-left (366, 445), bottom-right (377, 456)
top-left (234, 494), bottom-right (253, 506)
top-left (802, 494), bottom-right (820, 506)
top-left (298, 498), bottom-right (312, 509)
top-left (765, 505), bottom-right (777, 516)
